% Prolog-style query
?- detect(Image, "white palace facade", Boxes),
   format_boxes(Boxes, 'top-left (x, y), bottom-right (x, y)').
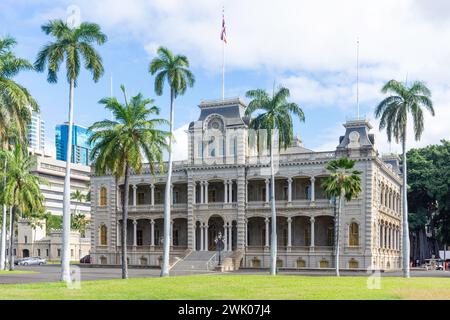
top-left (90, 98), bottom-right (403, 271)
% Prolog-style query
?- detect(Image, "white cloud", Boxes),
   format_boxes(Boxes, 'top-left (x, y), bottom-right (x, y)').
top-left (29, 0), bottom-right (450, 149)
top-left (171, 123), bottom-right (189, 161)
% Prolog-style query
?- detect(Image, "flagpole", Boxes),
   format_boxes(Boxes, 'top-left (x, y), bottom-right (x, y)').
top-left (222, 37), bottom-right (225, 101)
top-left (222, 7), bottom-right (225, 101)
top-left (356, 38), bottom-right (360, 120)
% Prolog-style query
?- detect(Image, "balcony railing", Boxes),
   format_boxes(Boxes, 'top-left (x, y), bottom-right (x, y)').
top-left (245, 245), bottom-right (334, 252)
top-left (247, 199), bottom-right (333, 208)
top-left (125, 203), bottom-right (187, 212)
top-left (118, 245), bottom-right (188, 252)
top-left (194, 202), bottom-right (238, 210)
top-left (246, 151), bottom-right (335, 165)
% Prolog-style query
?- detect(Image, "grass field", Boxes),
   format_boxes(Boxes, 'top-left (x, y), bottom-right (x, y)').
top-left (0, 275), bottom-right (449, 300)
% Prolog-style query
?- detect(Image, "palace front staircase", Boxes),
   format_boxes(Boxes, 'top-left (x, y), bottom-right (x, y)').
top-left (170, 251), bottom-right (234, 273)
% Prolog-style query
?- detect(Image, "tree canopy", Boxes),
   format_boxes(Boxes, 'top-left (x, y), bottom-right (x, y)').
top-left (407, 140), bottom-right (450, 243)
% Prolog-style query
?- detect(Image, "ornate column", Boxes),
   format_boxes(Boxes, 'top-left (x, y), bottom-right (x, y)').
top-left (223, 223), bottom-right (228, 251)
top-left (244, 219), bottom-right (248, 247)
top-left (394, 228), bottom-right (397, 251)
top-left (200, 182), bottom-right (204, 204)
top-left (170, 220), bottom-right (174, 246)
top-left (204, 223), bottom-right (209, 251)
top-left (193, 181), bottom-right (197, 204)
top-left (287, 217), bottom-right (292, 249)
top-left (310, 217), bottom-right (315, 249)
top-left (200, 223), bottom-right (204, 251)
top-left (150, 184), bottom-right (155, 207)
top-left (116, 221), bottom-right (121, 246)
top-left (310, 177), bottom-right (315, 202)
top-left (192, 222), bottom-right (197, 251)
top-left (150, 219), bottom-right (155, 247)
top-left (205, 181), bottom-right (209, 204)
top-left (133, 220), bottom-right (137, 247)
top-left (389, 226), bottom-right (392, 249)
top-left (224, 180), bottom-right (228, 204)
top-left (132, 185), bottom-right (137, 206)
top-left (265, 179), bottom-right (270, 203)
top-left (391, 227), bottom-right (394, 250)
top-left (228, 223), bottom-right (232, 251)
top-left (265, 218), bottom-right (270, 247)
top-left (287, 178), bottom-right (292, 203)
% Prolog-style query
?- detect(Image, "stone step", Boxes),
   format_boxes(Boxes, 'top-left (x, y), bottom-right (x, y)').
top-left (171, 251), bottom-right (232, 272)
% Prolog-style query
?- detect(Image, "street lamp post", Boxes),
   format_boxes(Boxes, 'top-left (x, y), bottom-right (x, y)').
top-left (215, 232), bottom-right (224, 266)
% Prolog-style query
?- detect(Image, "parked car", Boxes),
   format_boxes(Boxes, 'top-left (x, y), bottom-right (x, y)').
top-left (17, 257), bottom-right (46, 266)
top-left (80, 255), bottom-right (91, 264)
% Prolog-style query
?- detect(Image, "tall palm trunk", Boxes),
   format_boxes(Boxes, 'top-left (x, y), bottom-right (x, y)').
top-left (402, 134), bottom-right (410, 278)
top-left (0, 205), bottom-right (6, 270)
top-left (0, 159), bottom-right (7, 270)
top-left (335, 193), bottom-right (343, 277)
top-left (61, 78), bottom-right (75, 282)
top-left (8, 206), bottom-right (16, 271)
top-left (115, 176), bottom-right (119, 264)
top-left (269, 132), bottom-right (277, 276)
top-left (121, 164), bottom-right (130, 279)
top-left (161, 89), bottom-right (175, 277)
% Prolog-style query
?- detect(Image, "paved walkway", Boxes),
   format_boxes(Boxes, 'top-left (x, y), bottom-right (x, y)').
top-left (0, 265), bottom-right (449, 284)
top-left (0, 265), bottom-right (215, 284)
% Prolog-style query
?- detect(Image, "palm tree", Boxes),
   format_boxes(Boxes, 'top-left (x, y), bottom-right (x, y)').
top-left (322, 157), bottom-right (362, 276)
top-left (0, 36), bottom-right (38, 271)
top-left (71, 190), bottom-right (85, 215)
top-left (0, 36), bottom-right (38, 144)
top-left (71, 190), bottom-right (88, 236)
top-left (245, 86), bottom-right (305, 275)
top-left (149, 47), bottom-right (195, 277)
top-left (72, 213), bottom-right (89, 237)
top-left (89, 85), bottom-right (169, 279)
top-left (0, 145), bottom-right (45, 271)
top-left (375, 79), bottom-right (434, 278)
top-left (35, 20), bottom-right (107, 282)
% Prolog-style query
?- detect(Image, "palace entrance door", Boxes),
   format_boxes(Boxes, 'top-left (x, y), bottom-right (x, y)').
top-left (208, 216), bottom-right (224, 251)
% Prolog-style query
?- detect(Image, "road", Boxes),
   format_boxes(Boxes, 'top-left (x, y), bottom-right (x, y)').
top-left (0, 265), bottom-right (449, 284)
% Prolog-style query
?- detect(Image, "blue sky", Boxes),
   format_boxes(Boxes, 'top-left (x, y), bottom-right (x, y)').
top-left (1, 0), bottom-right (449, 160)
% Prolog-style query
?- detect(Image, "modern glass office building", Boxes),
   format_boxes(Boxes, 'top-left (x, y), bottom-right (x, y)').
top-left (55, 123), bottom-right (92, 166)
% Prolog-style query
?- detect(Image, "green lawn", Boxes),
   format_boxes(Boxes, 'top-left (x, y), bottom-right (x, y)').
top-left (0, 275), bottom-right (449, 300)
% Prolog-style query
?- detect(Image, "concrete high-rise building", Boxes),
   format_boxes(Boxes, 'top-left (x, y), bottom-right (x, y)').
top-left (27, 111), bottom-right (45, 152)
top-left (55, 123), bottom-right (92, 166)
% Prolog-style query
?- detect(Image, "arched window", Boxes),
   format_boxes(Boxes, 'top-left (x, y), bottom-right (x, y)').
top-left (100, 225), bottom-right (107, 245)
top-left (349, 222), bottom-right (359, 246)
top-left (100, 187), bottom-right (107, 206)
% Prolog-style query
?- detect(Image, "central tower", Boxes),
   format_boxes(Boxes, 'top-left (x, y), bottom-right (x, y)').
top-left (188, 98), bottom-right (249, 165)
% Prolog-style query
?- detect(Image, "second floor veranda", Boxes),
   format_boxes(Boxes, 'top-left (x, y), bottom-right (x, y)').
top-left (110, 175), bottom-right (333, 212)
